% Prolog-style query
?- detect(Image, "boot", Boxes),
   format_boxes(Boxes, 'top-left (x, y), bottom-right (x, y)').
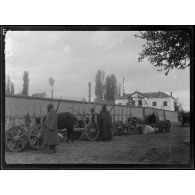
top-left (47, 145), bottom-right (56, 154)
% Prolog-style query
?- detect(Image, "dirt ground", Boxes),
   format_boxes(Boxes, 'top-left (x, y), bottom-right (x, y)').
top-left (5, 124), bottom-right (190, 164)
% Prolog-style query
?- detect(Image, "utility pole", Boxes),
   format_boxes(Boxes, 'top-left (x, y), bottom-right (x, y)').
top-left (48, 77), bottom-right (55, 100)
top-left (123, 76), bottom-right (125, 97)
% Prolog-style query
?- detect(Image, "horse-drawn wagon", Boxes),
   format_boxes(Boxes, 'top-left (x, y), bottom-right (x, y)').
top-left (181, 112), bottom-right (190, 127)
top-left (5, 101), bottom-right (100, 152)
top-left (143, 108), bottom-right (171, 133)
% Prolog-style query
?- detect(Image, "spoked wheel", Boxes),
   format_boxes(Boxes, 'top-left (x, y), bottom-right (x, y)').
top-left (6, 126), bottom-right (28, 152)
top-left (117, 127), bottom-right (124, 135)
top-left (129, 125), bottom-right (136, 135)
top-left (28, 125), bottom-right (46, 149)
top-left (159, 124), bottom-right (166, 133)
top-left (84, 123), bottom-right (99, 141)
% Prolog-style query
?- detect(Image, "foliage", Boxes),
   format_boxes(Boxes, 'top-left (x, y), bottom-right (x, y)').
top-left (48, 77), bottom-right (55, 87)
top-left (22, 71), bottom-right (30, 96)
top-left (174, 97), bottom-right (184, 121)
top-left (174, 97), bottom-right (183, 112)
top-left (10, 82), bottom-right (15, 95)
top-left (104, 74), bottom-right (118, 101)
top-left (6, 75), bottom-right (15, 95)
top-left (6, 75), bottom-right (11, 95)
top-left (135, 31), bottom-right (191, 75)
top-left (31, 92), bottom-right (47, 98)
top-left (94, 70), bottom-right (105, 101)
top-left (117, 82), bottom-right (122, 97)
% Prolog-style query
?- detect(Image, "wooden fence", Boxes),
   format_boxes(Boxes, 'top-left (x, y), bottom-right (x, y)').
top-left (5, 95), bottom-right (179, 130)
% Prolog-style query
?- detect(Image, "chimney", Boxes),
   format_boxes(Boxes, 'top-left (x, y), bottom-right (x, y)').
top-left (170, 91), bottom-right (172, 97)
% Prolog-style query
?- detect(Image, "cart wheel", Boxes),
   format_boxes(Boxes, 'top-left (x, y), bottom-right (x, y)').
top-left (74, 131), bottom-right (82, 140)
top-left (117, 127), bottom-right (121, 135)
top-left (129, 125), bottom-right (136, 135)
top-left (181, 120), bottom-right (184, 127)
top-left (158, 124), bottom-right (162, 133)
top-left (6, 126), bottom-right (28, 152)
top-left (84, 123), bottom-right (99, 141)
top-left (28, 125), bottom-right (46, 149)
top-left (159, 124), bottom-right (166, 133)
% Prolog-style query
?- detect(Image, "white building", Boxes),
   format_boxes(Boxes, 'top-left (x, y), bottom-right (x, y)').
top-left (115, 91), bottom-right (175, 111)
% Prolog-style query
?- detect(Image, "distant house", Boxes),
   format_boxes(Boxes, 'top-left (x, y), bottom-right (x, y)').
top-left (115, 91), bottom-right (175, 111)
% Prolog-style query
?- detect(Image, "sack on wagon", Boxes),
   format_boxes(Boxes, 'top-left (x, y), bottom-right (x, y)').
top-left (142, 125), bottom-right (155, 134)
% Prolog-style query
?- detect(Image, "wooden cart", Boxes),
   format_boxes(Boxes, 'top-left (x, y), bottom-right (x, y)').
top-left (5, 113), bottom-right (99, 152)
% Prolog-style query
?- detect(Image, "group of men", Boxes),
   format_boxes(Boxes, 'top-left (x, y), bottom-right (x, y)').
top-left (43, 103), bottom-right (113, 154)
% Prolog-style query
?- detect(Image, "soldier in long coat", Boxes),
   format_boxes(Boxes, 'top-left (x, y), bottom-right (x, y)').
top-left (44, 103), bottom-right (59, 153)
top-left (99, 103), bottom-right (113, 141)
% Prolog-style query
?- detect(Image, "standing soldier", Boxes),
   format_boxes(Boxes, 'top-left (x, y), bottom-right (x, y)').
top-left (99, 103), bottom-right (113, 141)
top-left (44, 103), bottom-right (59, 153)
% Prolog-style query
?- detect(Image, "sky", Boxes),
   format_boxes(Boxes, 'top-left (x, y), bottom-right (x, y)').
top-left (5, 31), bottom-right (190, 111)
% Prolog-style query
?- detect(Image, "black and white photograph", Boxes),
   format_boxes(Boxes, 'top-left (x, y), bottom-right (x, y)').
top-left (1, 26), bottom-right (193, 169)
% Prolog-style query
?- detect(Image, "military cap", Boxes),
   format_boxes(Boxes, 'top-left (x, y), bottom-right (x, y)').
top-left (47, 103), bottom-right (54, 109)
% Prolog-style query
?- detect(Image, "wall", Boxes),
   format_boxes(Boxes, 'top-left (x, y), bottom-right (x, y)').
top-left (5, 95), bottom-right (178, 130)
top-left (147, 97), bottom-right (175, 111)
top-left (115, 98), bottom-right (128, 105)
top-left (131, 93), bottom-right (145, 107)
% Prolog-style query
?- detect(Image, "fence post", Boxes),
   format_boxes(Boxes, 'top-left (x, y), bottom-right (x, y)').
top-left (6, 110), bottom-right (10, 130)
top-left (122, 106), bottom-right (123, 123)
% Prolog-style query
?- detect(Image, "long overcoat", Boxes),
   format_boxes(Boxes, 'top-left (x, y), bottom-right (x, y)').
top-left (44, 110), bottom-right (59, 145)
top-left (99, 110), bottom-right (113, 141)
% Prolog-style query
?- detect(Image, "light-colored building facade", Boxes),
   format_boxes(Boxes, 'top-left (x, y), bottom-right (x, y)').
top-left (115, 91), bottom-right (175, 111)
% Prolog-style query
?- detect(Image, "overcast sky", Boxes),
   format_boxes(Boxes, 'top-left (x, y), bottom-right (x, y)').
top-left (5, 31), bottom-right (190, 111)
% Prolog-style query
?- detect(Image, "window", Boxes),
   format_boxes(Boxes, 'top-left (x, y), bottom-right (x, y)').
top-left (163, 101), bottom-right (167, 106)
top-left (138, 100), bottom-right (142, 106)
top-left (132, 100), bottom-right (135, 106)
top-left (153, 101), bottom-right (157, 106)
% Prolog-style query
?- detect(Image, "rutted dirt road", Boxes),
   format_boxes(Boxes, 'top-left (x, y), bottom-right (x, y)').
top-left (5, 125), bottom-right (190, 164)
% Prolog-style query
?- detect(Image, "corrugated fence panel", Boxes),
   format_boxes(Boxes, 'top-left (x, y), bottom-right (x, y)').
top-left (131, 107), bottom-right (144, 119)
top-left (5, 96), bottom-right (179, 123)
top-left (165, 111), bottom-right (178, 122)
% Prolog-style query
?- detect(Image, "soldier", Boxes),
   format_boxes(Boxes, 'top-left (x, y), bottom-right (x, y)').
top-left (99, 103), bottom-right (113, 141)
top-left (90, 108), bottom-right (95, 124)
top-left (44, 103), bottom-right (59, 153)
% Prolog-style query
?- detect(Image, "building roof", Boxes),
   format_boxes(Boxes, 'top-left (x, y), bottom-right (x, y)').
top-left (143, 91), bottom-right (171, 98)
top-left (115, 91), bottom-right (172, 100)
top-left (142, 91), bottom-right (171, 98)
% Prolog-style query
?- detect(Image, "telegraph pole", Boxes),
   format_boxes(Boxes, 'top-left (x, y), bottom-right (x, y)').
top-left (123, 76), bottom-right (125, 97)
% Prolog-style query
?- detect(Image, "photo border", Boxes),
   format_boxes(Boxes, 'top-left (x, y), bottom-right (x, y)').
top-left (1, 25), bottom-right (194, 170)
